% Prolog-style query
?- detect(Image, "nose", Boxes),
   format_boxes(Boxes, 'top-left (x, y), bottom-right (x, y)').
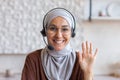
top-left (55, 29), bottom-right (62, 38)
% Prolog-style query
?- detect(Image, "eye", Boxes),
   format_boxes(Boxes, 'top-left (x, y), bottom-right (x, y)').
top-left (62, 26), bottom-right (71, 32)
top-left (48, 25), bottom-right (57, 31)
top-left (62, 28), bottom-right (69, 32)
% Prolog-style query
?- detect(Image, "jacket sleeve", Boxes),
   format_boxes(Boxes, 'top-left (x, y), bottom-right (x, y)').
top-left (21, 55), bottom-right (37, 80)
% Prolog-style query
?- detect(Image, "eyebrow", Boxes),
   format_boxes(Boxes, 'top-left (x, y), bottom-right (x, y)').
top-left (49, 24), bottom-right (56, 27)
top-left (62, 25), bottom-right (70, 28)
top-left (49, 24), bottom-right (70, 28)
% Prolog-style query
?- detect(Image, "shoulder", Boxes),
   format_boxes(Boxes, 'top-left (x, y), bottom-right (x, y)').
top-left (26, 49), bottom-right (43, 60)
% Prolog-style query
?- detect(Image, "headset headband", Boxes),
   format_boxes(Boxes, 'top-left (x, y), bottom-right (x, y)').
top-left (41, 8), bottom-right (76, 37)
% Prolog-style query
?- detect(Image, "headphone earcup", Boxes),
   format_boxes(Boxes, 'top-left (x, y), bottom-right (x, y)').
top-left (41, 29), bottom-right (46, 37)
top-left (72, 32), bottom-right (75, 38)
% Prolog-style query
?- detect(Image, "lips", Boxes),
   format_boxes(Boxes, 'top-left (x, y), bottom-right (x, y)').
top-left (54, 40), bottom-right (64, 44)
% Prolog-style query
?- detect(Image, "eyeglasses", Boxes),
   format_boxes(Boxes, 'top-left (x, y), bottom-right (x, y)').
top-left (46, 25), bottom-right (71, 35)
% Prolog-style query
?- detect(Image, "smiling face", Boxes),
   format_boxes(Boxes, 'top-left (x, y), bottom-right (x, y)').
top-left (46, 16), bottom-right (72, 51)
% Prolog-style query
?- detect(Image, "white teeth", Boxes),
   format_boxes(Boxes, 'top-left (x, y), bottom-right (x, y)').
top-left (55, 40), bottom-right (63, 44)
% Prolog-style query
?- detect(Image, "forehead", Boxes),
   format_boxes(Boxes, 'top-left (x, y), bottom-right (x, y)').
top-left (49, 16), bottom-right (70, 26)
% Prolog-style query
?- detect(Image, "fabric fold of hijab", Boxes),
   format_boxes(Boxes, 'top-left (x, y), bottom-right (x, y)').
top-left (41, 44), bottom-right (76, 80)
top-left (41, 8), bottom-right (76, 80)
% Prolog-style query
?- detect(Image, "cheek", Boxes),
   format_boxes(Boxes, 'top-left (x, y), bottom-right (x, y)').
top-left (65, 32), bottom-right (72, 39)
top-left (67, 36), bottom-right (71, 42)
top-left (47, 33), bottom-right (55, 38)
top-left (64, 34), bottom-right (71, 41)
top-left (46, 34), bottom-right (54, 42)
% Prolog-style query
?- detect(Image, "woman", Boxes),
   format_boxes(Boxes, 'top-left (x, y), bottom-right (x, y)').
top-left (21, 8), bottom-right (98, 80)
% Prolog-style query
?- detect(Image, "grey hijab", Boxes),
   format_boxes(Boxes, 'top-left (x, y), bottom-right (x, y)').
top-left (43, 8), bottom-right (75, 31)
top-left (41, 8), bottom-right (76, 80)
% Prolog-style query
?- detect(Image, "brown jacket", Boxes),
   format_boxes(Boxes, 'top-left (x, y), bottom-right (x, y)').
top-left (21, 49), bottom-right (84, 80)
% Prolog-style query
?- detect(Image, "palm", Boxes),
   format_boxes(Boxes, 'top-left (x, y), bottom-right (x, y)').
top-left (77, 41), bottom-right (98, 72)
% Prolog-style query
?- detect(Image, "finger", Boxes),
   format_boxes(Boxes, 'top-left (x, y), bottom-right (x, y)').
top-left (86, 41), bottom-right (89, 54)
top-left (82, 42), bottom-right (85, 54)
top-left (89, 42), bottom-right (92, 54)
top-left (94, 48), bottom-right (98, 57)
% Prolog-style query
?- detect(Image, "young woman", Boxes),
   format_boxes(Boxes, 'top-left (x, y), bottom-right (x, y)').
top-left (21, 8), bottom-right (98, 80)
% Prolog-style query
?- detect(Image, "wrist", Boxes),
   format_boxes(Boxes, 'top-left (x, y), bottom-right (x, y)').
top-left (84, 70), bottom-right (93, 80)
top-left (84, 66), bottom-right (93, 73)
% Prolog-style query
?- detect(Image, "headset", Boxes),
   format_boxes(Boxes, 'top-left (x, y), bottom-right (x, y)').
top-left (41, 8), bottom-right (76, 50)
top-left (41, 7), bottom-right (76, 38)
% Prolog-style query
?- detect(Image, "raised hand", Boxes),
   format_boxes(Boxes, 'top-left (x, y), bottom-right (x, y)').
top-left (77, 41), bottom-right (98, 72)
